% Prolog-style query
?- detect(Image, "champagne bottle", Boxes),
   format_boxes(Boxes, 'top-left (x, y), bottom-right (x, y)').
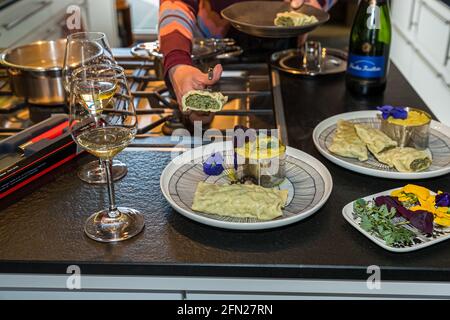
top-left (346, 0), bottom-right (392, 95)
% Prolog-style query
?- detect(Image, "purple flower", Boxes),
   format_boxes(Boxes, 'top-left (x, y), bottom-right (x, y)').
top-left (377, 105), bottom-right (394, 119)
top-left (203, 152), bottom-right (224, 176)
top-left (435, 192), bottom-right (450, 208)
top-left (391, 107), bottom-right (408, 119)
top-left (377, 105), bottom-right (408, 120)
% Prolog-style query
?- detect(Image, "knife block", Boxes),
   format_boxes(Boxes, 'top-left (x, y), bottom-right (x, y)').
top-left (0, 115), bottom-right (79, 200)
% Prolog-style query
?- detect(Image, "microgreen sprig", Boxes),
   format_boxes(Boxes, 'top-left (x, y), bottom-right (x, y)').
top-left (353, 199), bottom-right (415, 246)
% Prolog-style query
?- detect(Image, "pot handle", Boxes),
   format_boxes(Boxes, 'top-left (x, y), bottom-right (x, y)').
top-left (130, 42), bottom-right (162, 59)
top-left (6, 68), bottom-right (21, 76)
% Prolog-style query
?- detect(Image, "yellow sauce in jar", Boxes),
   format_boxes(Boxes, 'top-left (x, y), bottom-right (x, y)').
top-left (235, 136), bottom-right (286, 160)
top-left (387, 110), bottom-right (430, 126)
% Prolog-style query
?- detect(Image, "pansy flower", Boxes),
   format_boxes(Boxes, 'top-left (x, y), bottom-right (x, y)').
top-left (435, 192), bottom-right (450, 208)
top-left (377, 105), bottom-right (408, 120)
top-left (203, 152), bottom-right (225, 176)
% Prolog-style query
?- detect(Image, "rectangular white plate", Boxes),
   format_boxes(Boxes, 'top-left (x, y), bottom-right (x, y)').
top-left (342, 188), bottom-right (450, 253)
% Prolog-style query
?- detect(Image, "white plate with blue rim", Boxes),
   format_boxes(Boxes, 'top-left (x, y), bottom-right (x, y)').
top-left (342, 187), bottom-right (450, 253)
top-left (312, 110), bottom-right (450, 179)
top-left (160, 141), bottom-right (333, 230)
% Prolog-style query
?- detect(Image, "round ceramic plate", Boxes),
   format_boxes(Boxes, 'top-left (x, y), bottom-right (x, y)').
top-left (221, 2), bottom-right (329, 38)
top-left (160, 141), bottom-right (333, 230)
top-left (313, 111), bottom-right (450, 179)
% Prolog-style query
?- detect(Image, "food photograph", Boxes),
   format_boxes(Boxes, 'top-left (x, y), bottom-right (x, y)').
top-left (0, 0), bottom-right (449, 304)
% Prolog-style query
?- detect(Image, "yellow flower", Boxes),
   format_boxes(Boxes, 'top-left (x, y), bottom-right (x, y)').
top-left (434, 211), bottom-right (450, 227)
top-left (434, 218), bottom-right (450, 227)
top-left (391, 185), bottom-right (450, 227)
top-left (436, 207), bottom-right (449, 214)
top-left (391, 184), bottom-right (432, 203)
top-left (403, 184), bottom-right (431, 201)
top-left (391, 189), bottom-right (404, 197)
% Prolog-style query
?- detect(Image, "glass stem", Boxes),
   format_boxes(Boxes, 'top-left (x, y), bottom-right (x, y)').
top-left (104, 159), bottom-right (118, 217)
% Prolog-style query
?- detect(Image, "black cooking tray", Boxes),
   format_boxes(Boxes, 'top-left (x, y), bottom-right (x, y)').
top-left (221, 1), bottom-right (329, 38)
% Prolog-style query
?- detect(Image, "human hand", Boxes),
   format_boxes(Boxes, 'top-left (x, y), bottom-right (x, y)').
top-left (284, 0), bottom-right (304, 9)
top-left (284, 0), bottom-right (323, 10)
top-left (282, 0), bottom-right (323, 48)
top-left (168, 64), bottom-right (223, 124)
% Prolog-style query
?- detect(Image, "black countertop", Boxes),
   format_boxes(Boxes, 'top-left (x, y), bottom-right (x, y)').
top-left (0, 65), bottom-right (449, 282)
top-left (440, 0), bottom-right (450, 8)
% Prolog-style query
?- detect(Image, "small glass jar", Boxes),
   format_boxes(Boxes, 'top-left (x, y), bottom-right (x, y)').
top-left (379, 107), bottom-right (431, 150)
top-left (234, 134), bottom-right (286, 188)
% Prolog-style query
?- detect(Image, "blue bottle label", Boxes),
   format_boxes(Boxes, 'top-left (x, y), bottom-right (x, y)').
top-left (347, 54), bottom-right (385, 78)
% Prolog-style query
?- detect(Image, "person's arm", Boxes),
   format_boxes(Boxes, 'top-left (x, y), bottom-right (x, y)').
top-left (159, 0), bottom-right (222, 123)
top-left (286, 0), bottom-right (338, 46)
top-left (159, 0), bottom-right (198, 75)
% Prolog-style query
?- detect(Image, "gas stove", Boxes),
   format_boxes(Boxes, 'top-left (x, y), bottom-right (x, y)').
top-left (0, 47), bottom-right (287, 146)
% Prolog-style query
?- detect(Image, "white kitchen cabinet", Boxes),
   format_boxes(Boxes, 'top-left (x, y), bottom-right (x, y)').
top-left (0, 0), bottom-right (53, 47)
top-left (85, 0), bottom-right (120, 47)
top-left (0, 290), bottom-right (183, 300)
top-left (391, 0), bottom-right (450, 125)
top-left (391, 27), bottom-right (414, 79)
top-left (0, 0), bottom-right (118, 49)
top-left (409, 49), bottom-right (450, 122)
top-left (447, 56), bottom-right (450, 85)
top-left (2, 274), bottom-right (450, 300)
top-left (14, 10), bottom-right (70, 45)
top-left (415, 1), bottom-right (450, 69)
top-left (390, 0), bottom-right (418, 41)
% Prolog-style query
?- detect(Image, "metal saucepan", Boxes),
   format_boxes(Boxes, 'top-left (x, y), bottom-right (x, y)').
top-left (221, 1), bottom-right (329, 38)
top-left (130, 38), bottom-right (243, 79)
top-left (0, 39), bottom-right (102, 105)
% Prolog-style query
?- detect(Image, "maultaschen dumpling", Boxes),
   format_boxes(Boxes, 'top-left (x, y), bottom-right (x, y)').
top-left (274, 11), bottom-right (319, 27)
top-left (354, 123), bottom-right (398, 154)
top-left (374, 147), bottom-right (432, 172)
top-left (192, 182), bottom-right (288, 220)
top-left (181, 90), bottom-right (228, 112)
top-left (328, 120), bottom-right (368, 161)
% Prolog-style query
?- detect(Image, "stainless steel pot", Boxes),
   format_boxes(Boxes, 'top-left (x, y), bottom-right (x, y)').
top-left (0, 39), bottom-right (104, 106)
top-left (130, 39), bottom-right (243, 79)
top-left (0, 40), bottom-right (69, 105)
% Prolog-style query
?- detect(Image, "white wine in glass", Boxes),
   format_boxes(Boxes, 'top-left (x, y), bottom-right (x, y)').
top-left (76, 127), bottom-right (134, 159)
top-left (69, 64), bottom-right (144, 242)
top-left (63, 31), bottom-right (128, 184)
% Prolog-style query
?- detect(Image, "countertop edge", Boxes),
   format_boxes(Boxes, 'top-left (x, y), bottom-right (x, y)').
top-left (1, 261), bottom-right (450, 282)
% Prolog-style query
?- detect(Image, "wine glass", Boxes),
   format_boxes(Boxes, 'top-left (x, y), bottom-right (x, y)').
top-left (63, 31), bottom-right (128, 184)
top-left (69, 64), bottom-right (145, 242)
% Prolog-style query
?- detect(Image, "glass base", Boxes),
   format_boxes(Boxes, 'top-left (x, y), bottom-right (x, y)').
top-left (84, 207), bottom-right (145, 242)
top-left (78, 160), bottom-right (127, 184)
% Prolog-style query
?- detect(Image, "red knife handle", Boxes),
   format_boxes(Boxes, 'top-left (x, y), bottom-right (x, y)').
top-left (19, 121), bottom-right (70, 150)
top-left (30, 120), bottom-right (69, 143)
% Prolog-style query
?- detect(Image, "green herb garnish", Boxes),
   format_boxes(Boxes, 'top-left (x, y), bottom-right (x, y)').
top-left (353, 198), bottom-right (415, 246)
top-left (402, 192), bottom-right (419, 207)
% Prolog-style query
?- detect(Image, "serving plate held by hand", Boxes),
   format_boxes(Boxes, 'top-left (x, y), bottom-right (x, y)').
top-left (221, 1), bottom-right (329, 38)
top-left (160, 141), bottom-right (333, 230)
top-left (313, 111), bottom-right (450, 179)
top-left (343, 188), bottom-right (450, 253)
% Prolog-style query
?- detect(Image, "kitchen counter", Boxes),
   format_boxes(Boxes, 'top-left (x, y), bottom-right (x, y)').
top-left (1, 64), bottom-right (450, 299)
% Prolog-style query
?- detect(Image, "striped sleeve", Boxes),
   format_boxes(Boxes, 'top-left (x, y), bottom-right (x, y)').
top-left (159, 0), bottom-right (199, 74)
